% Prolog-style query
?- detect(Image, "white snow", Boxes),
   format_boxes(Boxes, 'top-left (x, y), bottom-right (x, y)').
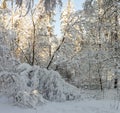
top-left (0, 96), bottom-right (120, 113)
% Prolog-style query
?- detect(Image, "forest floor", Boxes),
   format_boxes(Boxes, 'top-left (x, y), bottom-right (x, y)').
top-left (0, 90), bottom-right (120, 113)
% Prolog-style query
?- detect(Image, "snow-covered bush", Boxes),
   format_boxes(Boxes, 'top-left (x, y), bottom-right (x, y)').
top-left (0, 64), bottom-right (46, 107)
top-left (53, 60), bottom-right (78, 83)
top-left (0, 46), bottom-right (17, 72)
top-left (38, 68), bottom-right (80, 101)
top-left (15, 90), bottom-right (45, 108)
top-left (17, 63), bottom-right (81, 102)
top-left (14, 63), bottom-right (46, 107)
top-left (0, 63), bottom-right (81, 107)
top-left (0, 72), bottom-right (17, 96)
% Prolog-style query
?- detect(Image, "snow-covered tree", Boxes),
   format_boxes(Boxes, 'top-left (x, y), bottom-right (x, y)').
top-left (82, 0), bottom-right (120, 89)
top-left (0, 9), bottom-right (19, 72)
top-left (0, 0), bottom-right (62, 14)
top-left (50, 1), bottom-right (84, 84)
top-left (7, 2), bottom-right (58, 67)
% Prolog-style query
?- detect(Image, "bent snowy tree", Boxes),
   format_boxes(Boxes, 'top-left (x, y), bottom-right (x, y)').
top-left (1, 0), bottom-right (62, 13)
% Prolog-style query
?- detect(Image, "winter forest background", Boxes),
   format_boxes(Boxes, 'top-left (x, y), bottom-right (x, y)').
top-left (0, 0), bottom-right (120, 112)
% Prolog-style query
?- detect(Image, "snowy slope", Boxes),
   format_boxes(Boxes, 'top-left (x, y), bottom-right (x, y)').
top-left (0, 96), bottom-right (120, 113)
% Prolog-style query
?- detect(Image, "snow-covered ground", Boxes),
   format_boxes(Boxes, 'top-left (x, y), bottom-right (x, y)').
top-left (0, 96), bottom-right (120, 113)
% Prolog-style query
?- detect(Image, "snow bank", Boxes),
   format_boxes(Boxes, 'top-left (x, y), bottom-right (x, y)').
top-left (0, 96), bottom-right (120, 113)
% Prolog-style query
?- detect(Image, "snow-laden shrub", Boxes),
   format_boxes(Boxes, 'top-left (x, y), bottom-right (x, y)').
top-left (38, 68), bottom-right (80, 101)
top-left (14, 63), bottom-right (46, 107)
top-left (15, 90), bottom-right (45, 108)
top-left (52, 59), bottom-right (81, 88)
top-left (0, 45), bottom-right (20, 72)
top-left (17, 63), bottom-right (81, 102)
top-left (0, 64), bottom-right (46, 108)
top-left (0, 63), bottom-right (81, 107)
top-left (0, 72), bottom-right (17, 96)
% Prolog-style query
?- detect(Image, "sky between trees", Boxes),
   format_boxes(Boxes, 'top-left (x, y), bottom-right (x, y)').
top-left (54, 0), bottom-right (85, 37)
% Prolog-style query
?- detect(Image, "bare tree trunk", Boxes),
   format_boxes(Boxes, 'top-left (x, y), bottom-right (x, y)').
top-left (113, 3), bottom-right (119, 89)
top-left (31, 12), bottom-right (36, 66)
top-left (47, 36), bottom-right (65, 69)
top-left (97, 1), bottom-right (103, 91)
